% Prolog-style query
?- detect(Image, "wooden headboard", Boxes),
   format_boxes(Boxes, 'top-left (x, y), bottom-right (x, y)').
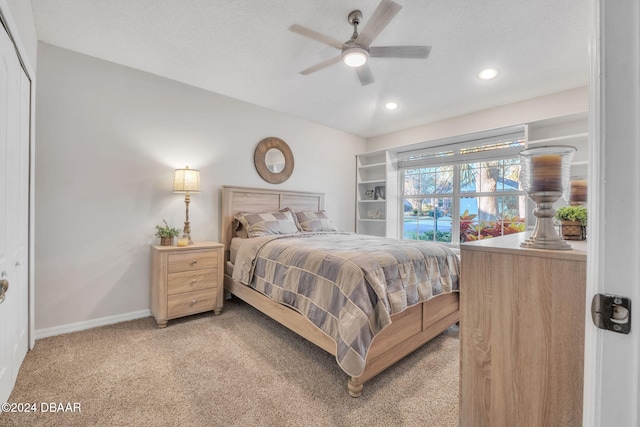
top-left (220, 186), bottom-right (325, 259)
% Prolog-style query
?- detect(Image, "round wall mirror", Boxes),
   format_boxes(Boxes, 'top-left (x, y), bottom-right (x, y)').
top-left (254, 137), bottom-right (294, 184)
top-left (265, 148), bottom-right (285, 173)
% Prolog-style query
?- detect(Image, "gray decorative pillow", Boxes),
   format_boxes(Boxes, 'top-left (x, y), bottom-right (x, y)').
top-left (294, 210), bottom-right (337, 232)
top-left (279, 207), bottom-right (301, 231)
top-left (234, 210), bottom-right (299, 238)
top-left (232, 218), bottom-right (249, 238)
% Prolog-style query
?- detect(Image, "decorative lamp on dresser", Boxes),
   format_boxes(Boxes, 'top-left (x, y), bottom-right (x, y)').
top-left (150, 242), bottom-right (224, 328)
top-left (459, 232), bottom-right (587, 426)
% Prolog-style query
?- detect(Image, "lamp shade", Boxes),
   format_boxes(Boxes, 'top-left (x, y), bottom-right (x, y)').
top-left (173, 167), bottom-right (201, 193)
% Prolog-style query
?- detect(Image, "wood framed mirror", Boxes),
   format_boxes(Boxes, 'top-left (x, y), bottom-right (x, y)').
top-left (254, 137), bottom-right (294, 184)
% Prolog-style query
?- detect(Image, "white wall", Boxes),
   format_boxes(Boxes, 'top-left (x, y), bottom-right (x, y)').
top-left (366, 86), bottom-right (588, 152)
top-left (34, 43), bottom-right (365, 332)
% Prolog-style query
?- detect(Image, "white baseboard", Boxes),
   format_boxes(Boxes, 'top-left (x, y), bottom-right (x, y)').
top-left (34, 309), bottom-right (152, 340)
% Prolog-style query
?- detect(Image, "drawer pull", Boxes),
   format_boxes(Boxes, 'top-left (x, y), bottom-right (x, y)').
top-left (191, 278), bottom-right (197, 284)
top-left (191, 260), bottom-right (198, 265)
top-left (191, 299), bottom-right (198, 305)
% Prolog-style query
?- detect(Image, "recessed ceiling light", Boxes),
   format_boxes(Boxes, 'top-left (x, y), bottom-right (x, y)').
top-left (384, 101), bottom-right (399, 111)
top-left (478, 68), bottom-right (498, 80)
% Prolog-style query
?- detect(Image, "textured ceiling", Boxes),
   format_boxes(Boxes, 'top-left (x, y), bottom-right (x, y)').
top-left (31, 0), bottom-right (589, 138)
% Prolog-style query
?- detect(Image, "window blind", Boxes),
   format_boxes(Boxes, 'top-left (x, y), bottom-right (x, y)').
top-left (397, 126), bottom-right (525, 169)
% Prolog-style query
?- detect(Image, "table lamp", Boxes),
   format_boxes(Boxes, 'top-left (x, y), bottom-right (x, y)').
top-left (173, 166), bottom-right (200, 245)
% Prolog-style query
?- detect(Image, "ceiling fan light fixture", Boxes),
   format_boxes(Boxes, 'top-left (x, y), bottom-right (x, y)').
top-left (290, 0), bottom-right (430, 86)
top-left (342, 47), bottom-right (369, 67)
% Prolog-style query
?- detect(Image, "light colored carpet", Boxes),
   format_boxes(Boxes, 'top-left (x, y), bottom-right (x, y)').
top-left (3, 298), bottom-right (459, 426)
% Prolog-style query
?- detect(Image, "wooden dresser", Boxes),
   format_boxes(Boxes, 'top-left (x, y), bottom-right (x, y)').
top-left (150, 241), bottom-right (224, 328)
top-left (459, 232), bottom-right (587, 426)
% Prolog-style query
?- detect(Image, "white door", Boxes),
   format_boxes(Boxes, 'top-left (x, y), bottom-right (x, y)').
top-left (0, 22), bottom-right (30, 404)
top-left (584, 1), bottom-right (640, 425)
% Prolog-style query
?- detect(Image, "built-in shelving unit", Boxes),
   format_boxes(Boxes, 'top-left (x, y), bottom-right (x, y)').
top-left (354, 112), bottom-right (588, 239)
top-left (525, 112), bottom-right (589, 228)
top-left (356, 151), bottom-right (387, 236)
top-left (527, 112), bottom-right (588, 178)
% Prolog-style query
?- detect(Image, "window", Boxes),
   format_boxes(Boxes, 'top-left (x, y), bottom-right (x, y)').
top-left (399, 127), bottom-right (527, 244)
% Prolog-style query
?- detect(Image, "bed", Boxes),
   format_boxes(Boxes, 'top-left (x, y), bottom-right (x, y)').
top-left (221, 185), bottom-right (460, 397)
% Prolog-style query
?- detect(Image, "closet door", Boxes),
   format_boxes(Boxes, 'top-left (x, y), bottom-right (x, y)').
top-left (0, 22), bottom-right (30, 404)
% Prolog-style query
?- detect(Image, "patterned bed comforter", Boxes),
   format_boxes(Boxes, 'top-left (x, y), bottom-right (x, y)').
top-left (232, 232), bottom-right (460, 377)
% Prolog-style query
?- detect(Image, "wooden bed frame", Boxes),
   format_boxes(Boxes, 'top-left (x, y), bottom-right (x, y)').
top-left (221, 186), bottom-right (460, 397)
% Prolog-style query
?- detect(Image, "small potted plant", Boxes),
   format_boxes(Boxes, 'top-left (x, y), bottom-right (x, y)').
top-left (555, 205), bottom-right (587, 240)
top-left (155, 219), bottom-right (181, 246)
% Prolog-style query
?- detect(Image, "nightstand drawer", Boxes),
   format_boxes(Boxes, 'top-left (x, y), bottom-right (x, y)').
top-left (168, 250), bottom-right (218, 273)
top-left (167, 268), bottom-right (218, 295)
top-left (167, 288), bottom-right (217, 319)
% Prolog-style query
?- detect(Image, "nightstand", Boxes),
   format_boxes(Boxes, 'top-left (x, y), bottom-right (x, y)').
top-left (150, 241), bottom-right (224, 328)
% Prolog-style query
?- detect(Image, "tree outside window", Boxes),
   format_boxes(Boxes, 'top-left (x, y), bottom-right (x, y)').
top-left (402, 152), bottom-right (526, 244)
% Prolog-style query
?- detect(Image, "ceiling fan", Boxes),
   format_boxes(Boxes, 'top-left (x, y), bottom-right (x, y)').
top-left (289, 0), bottom-right (431, 86)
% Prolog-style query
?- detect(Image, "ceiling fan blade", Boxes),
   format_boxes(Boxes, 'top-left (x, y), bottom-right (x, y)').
top-left (355, 64), bottom-right (375, 86)
top-left (355, 0), bottom-right (402, 47)
top-left (299, 55), bottom-right (342, 75)
top-left (289, 24), bottom-right (344, 50)
top-left (369, 46), bottom-right (432, 59)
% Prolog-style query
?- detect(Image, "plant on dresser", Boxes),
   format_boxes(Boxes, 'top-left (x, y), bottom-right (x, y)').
top-left (555, 205), bottom-right (587, 241)
top-left (150, 242), bottom-right (224, 328)
top-left (555, 205), bottom-right (587, 225)
top-left (154, 219), bottom-right (181, 246)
